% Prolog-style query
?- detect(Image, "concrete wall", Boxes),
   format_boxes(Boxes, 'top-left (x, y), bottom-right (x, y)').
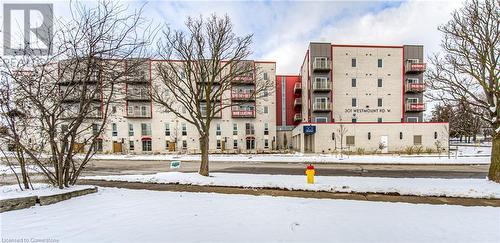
top-left (291, 123), bottom-right (449, 153)
top-left (332, 46), bottom-right (403, 123)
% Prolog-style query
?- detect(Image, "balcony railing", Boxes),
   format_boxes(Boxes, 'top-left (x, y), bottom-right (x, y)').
top-left (125, 110), bottom-right (151, 118)
top-left (312, 81), bottom-right (331, 92)
top-left (294, 82), bottom-right (302, 93)
top-left (294, 113), bottom-right (302, 121)
top-left (232, 74), bottom-right (255, 84)
top-left (232, 110), bottom-right (256, 118)
top-left (405, 103), bottom-right (426, 112)
top-left (405, 62), bottom-right (426, 73)
top-left (312, 102), bottom-right (332, 111)
top-left (127, 75), bottom-right (149, 83)
top-left (125, 93), bottom-right (151, 101)
top-left (231, 92), bottom-right (255, 100)
top-left (405, 82), bottom-right (426, 93)
top-left (313, 59), bottom-right (331, 71)
top-left (294, 97), bottom-right (302, 107)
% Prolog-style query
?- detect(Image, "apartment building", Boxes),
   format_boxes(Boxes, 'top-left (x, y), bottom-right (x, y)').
top-left (57, 59), bottom-right (277, 154)
top-left (283, 43), bottom-right (448, 153)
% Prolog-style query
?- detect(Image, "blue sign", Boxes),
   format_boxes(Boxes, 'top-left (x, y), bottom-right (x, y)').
top-left (303, 125), bottom-right (316, 135)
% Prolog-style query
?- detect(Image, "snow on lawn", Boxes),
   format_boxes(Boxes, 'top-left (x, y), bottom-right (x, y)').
top-left (89, 153), bottom-right (491, 164)
top-left (0, 183), bottom-right (96, 200)
top-left (0, 164), bottom-right (48, 175)
top-left (1, 187), bottom-right (499, 243)
top-left (84, 172), bottom-right (500, 199)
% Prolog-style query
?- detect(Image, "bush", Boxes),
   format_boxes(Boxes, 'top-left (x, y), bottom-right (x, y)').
top-left (415, 146), bottom-right (424, 155)
top-left (404, 146), bottom-right (415, 155)
top-left (355, 147), bottom-right (365, 155)
top-left (425, 147), bottom-right (434, 154)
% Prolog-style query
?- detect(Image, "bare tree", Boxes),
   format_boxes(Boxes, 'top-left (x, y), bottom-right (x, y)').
top-left (152, 15), bottom-right (273, 176)
top-left (0, 0), bottom-right (153, 188)
top-left (426, 0), bottom-right (499, 182)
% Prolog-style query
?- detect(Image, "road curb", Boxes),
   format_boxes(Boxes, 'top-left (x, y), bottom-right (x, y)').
top-left (79, 179), bottom-right (500, 207)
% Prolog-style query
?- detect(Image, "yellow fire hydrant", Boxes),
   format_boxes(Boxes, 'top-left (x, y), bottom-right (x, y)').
top-left (306, 164), bottom-right (315, 184)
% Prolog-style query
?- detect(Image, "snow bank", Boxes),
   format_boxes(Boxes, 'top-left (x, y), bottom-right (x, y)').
top-left (88, 153), bottom-right (491, 164)
top-left (1, 187), bottom-right (498, 242)
top-left (84, 172), bottom-right (500, 199)
top-left (0, 183), bottom-right (96, 200)
top-left (0, 164), bottom-right (49, 175)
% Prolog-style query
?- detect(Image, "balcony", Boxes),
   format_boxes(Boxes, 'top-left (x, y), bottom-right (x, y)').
top-left (405, 103), bottom-right (426, 112)
top-left (312, 59), bottom-right (331, 72)
top-left (405, 62), bottom-right (426, 73)
top-left (405, 82), bottom-right (426, 93)
top-left (231, 91), bottom-right (255, 100)
top-left (294, 97), bottom-right (302, 107)
top-left (312, 81), bottom-right (332, 92)
top-left (125, 93), bottom-right (151, 101)
top-left (312, 102), bottom-right (331, 112)
top-left (294, 82), bottom-right (302, 93)
top-left (127, 75), bottom-right (149, 83)
top-left (232, 110), bottom-right (256, 118)
top-left (294, 113), bottom-right (302, 122)
top-left (231, 74), bottom-right (255, 84)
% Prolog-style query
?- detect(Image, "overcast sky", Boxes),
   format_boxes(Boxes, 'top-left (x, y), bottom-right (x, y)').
top-left (2, 0), bottom-right (463, 74)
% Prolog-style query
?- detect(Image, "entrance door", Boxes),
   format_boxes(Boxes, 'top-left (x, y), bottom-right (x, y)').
top-left (246, 138), bottom-right (255, 150)
top-left (380, 136), bottom-right (388, 153)
top-left (168, 142), bottom-right (176, 152)
top-left (113, 142), bottom-right (123, 153)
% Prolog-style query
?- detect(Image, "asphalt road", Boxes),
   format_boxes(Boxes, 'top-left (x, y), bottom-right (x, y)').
top-left (80, 159), bottom-right (489, 179)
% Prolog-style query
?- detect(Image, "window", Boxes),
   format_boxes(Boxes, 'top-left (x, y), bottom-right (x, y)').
top-left (400, 132), bottom-right (403, 140)
top-left (263, 88), bottom-right (268, 97)
top-left (142, 140), bottom-right (152, 151)
top-left (112, 123), bottom-right (117, 136)
top-left (378, 78), bottom-right (383, 87)
top-left (141, 106), bottom-right (148, 116)
top-left (434, 132), bottom-right (438, 139)
top-left (245, 123), bottom-right (255, 135)
top-left (378, 118), bottom-right (383, 123)
top-left (351, 58), bottom-right (356, 67)
top-left (378, 98), bottom-right (383, 107)
top-left (128, 106), bottom-right (133, 115)
top-left (112, 106), bottom-right (117, 114)
top-left (233, 123), bottom-right (238, 135)
top-left (407, 98), bottom-right (419, 104)
top-left (128, 124), bottom-right (134, 136)
top-left (141, 123), bottom-right (151, 136)
top-left (407, 117), bottom-right (419, 122)
top-left (368, 132), bottom-right (371, 140)
top-left (264, 139), bottom-right (269, 149)
top-left (216, 123), bottom-right (221, 136)
top-left (378, 59), bottom-right (383, 68)
top-left (413, 135), bottom-right (422, 145)
top-left (182, 123), bottom-right (187, 136)
top-left (352, 118), bottom-right (357, 123)
top-left (264, 123), bottom-right (269, 135)
top-left (263, 72), bottom-right (268, 81)
top-left (315, 117), bottom-right (327, 123)
top-left (92, 124), bottom-right (99, 136)
top-left (352, 98), bottom-right (357, 107)
top-left (216, 139), bottom-right (221, 149)
top-left (165, 123), bottom-right (170, 136)
top-left (233, 140), bottom-right (238, 149)
top-left (264, 106), bottom-right (269, 114)
top-left (346, 136), bottom-right (355, 146)
top-left (182, 140), bottom-right (187, 149)
top-left (129, 141), bottom-right (135, 151)
top-left (351, 78), bottom-right (356, 87)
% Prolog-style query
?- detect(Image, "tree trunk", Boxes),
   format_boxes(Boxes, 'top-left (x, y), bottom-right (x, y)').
top-left (199, 135), bottom-right (209, 176)
top-left (488, 132), bottom-right (500, 183)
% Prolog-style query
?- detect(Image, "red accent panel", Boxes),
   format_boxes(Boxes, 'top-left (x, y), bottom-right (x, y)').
top-left (402, 48), bottom-right (405, 122)
top-left (332, 44), bottom-right (404, 48)
top-left (275, 75), bottom-right (301, 126)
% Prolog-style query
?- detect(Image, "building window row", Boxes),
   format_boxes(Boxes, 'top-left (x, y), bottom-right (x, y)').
top-left (351, 58), bottom-right (383, 68)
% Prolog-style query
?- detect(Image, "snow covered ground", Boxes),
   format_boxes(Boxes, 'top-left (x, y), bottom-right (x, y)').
top-left (0, 164), bottom-right (49, 175)
top-left (89, 152), bottom-right (491, 164)
top-left (84, 172), bottom-right (500, 199)
top-left (1, 187), bottom-right (498, 243)
top-left (0, 183), bottom-right (96, 200)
